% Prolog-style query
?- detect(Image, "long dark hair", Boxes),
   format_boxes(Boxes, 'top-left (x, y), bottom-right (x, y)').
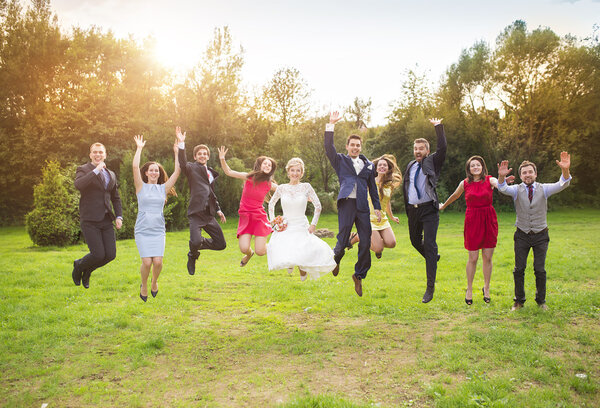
top-left (373, 154), bottom-right (402, 197)
top-left (140, 161), bottom-right (177, 197)
top-left (246, 156), bottom-right (277, 185)
top-left (465, 155), bottom-right (488, 182)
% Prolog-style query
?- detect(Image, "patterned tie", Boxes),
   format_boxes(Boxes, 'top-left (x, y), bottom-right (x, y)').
top-left (414, 162), bottom-right (422, 200)
top-left (528, 184), bottom-right (533, 203)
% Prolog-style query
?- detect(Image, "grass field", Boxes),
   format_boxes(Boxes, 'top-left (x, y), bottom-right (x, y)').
top-left (1, 210), bottom-right (599, 407)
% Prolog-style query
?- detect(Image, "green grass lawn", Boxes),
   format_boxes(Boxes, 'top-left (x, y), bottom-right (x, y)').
top-left (1, 209), bottom-right (599, 407)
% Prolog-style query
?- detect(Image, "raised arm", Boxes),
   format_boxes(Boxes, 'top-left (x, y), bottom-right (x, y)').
top-left (218, 146), bottom-right (248, 180)
top-left (132, 135), bottom-right (145, 193)
top-left (556, 151), bottom-right (571, 180)
top-left (496, 160), bottom-right (518, 198)
top-left (175, 126), bottom-right (189, 177)
top-left (164, 139), bottom-right (181, 192)
top-left (324, 111), bottom-right (343, 168)
top-left (429, 118), bottom-right (447, 168)
top-left (439, 180), bottom-right (464, 211)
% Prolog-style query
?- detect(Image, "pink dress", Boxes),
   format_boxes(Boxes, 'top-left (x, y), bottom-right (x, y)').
top-left (237, 178), bottom-right (273, 238)
top-left (463, 175), bottom-right (498, 251)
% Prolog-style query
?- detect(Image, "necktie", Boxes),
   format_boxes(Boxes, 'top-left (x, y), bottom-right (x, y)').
top-left (414, 163), bottom-right (422, 200)
top-left (528, 184), bottom-right (533, 203)
top-left (101, 169), bottom-right (109, 189)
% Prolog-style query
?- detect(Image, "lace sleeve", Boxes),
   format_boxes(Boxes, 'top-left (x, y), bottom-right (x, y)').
top-left (268, 185), bottom-right (282, 221)
top-left (305, 183), bottom-right (322, 225)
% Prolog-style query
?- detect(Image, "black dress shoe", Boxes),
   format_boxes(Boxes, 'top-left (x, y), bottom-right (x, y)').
top-left (140, 285), bottom-right (147, 302)
top-left (187, 252), bottom-right (198, 275)
top-left (81, 269), bottom-right (91, 289)
top-left (72, 260), bottom-right (82, 286)
top-left (375, 252), bottom-right (382, 259)
top-left (422, 288), bottom-right (434, 303)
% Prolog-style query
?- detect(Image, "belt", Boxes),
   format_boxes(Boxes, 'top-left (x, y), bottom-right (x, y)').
top-left (409, 201), bottom-right (432, 208)
top-left (517, 227), bottom-right (548, 235)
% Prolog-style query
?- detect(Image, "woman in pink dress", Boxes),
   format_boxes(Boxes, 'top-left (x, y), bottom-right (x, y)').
top-left (439, 156), bottom-right (509, 305)
top-left (218, 146), bottom-right (277, 267)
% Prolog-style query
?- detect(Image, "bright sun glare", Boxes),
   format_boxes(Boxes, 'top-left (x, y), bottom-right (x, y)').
top-left (152, 36), bottom-right (201, 75)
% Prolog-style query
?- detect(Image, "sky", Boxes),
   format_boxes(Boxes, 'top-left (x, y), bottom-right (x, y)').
top-left (50, 0), bottom-right (600, 125)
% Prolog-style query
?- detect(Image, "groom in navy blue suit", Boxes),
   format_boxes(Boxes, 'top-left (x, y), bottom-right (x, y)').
top-left (325, 111), bottom-right (381, 297)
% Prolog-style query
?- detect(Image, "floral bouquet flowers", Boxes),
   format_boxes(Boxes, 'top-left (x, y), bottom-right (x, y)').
top-left (271, 215), bottom-right (288, 232)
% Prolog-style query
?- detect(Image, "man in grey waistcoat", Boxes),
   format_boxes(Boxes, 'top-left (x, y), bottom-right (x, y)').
top-left (497, 151), bottom-right (571, 311)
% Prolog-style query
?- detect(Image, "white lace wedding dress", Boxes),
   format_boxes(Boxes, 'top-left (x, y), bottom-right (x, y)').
top-left (267, 183), bottom-right (336, 279)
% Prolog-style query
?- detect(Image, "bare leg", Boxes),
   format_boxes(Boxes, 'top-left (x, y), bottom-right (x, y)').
top-left (238, 234), bottom-right (252, 255)
top-left (466, 250), bottom-right (479, 300)
top-left (482, 248), bottom-right (494, 298)
top-left (151, 257), bottom-right (163, 292)
top-left (380, 227), bottom-right (396, 249)
top-left (254, 236), bottom-right (268, 256)
top-left (140, 257), bottom-right (152, 297)
top-left (370, 231), bottom-right (384, 253)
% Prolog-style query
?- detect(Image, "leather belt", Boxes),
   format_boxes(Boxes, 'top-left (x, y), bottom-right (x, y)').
top-left (409, 201), bottom-right (432, 208)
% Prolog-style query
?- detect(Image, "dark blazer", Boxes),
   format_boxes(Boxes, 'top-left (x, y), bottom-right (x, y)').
top-left (178, 147), bottom-right (222, 216)
top-left (74, 163), bottom-right (123, 222)
top-left (324, 130), bottom-right (381, 213)
top-left (402, 124), bottom-right (447, 214)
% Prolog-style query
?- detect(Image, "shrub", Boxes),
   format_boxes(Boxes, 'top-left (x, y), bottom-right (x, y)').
top-left (26, 161), bottom-right (80, 246)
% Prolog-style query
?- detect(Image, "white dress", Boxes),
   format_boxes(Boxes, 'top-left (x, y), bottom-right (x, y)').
top-left (267, 183), bottom-right (336, 279)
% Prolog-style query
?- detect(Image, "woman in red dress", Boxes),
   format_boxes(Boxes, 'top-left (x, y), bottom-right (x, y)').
top-left (440, 156), bottom-right (504, 305)
top-left (218, 146), bottom-right (277, 267)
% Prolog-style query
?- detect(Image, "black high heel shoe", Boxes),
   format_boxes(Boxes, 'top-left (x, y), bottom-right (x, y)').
top-left (140, 285), bottom-right (147, 302)
top-left (151, 288), bottom-right (158, 298)
top-left (465, 290), bottom-right (473, 305)
top-left (482, 287), bottom-right (491, 303)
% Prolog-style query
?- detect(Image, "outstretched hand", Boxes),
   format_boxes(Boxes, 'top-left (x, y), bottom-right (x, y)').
top-left (173, 139), bottom-right (179, 154)
top-left (175, 126), bottom-right (186, 143)
top-left (429, 118), bottom-right (443, 126)
top-left (329, 111), bottom-right (343, 125)
top-left (218, 146), bottom-right (228, 160)
top-left (134, 135), bottom-right (146, 149)
top-left (556, 151), bottom-right (571, 170)
top-left (497, 160), bottom-right (512, 178)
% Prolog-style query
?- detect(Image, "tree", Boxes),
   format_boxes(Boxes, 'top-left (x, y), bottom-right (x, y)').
top-left (261, 67), bottom-right (311, 128)
top-left (347, 97), bottom-right (372, 129)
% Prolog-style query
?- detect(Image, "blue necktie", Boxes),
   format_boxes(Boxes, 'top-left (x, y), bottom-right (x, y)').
top-left (414, 163), bottom-right (422, 200)
top-left (101, 169), bottom-right (109, 189)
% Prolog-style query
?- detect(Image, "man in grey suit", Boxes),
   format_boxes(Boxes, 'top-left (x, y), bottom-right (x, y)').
top-left (497, 152), bottom-right (571, 311)
top-left (402, 118), bottom-right (446, 303)
top-left (72, 142), bottom-right (123, 289)
top-left (176, 127), bottom-right (226, 275)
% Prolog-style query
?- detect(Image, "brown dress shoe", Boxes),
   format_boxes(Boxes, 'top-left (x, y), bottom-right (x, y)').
top-left (511, 302), bottom-right (523, 311)
top-left (352, 274), bottom-right (363, 297)
top-left (332, 263), bottom-right (339, 277)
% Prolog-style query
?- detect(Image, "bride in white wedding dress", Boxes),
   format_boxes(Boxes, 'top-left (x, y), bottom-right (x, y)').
top-left (267, 158), bottom-right (336, 280)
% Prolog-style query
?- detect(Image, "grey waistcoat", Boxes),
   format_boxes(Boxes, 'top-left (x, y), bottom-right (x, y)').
top-left (514, 183), bottom-right (547, 233)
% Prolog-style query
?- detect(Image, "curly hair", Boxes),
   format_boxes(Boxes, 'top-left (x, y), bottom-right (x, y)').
top-left (373, 154), bottom-right (402, 197)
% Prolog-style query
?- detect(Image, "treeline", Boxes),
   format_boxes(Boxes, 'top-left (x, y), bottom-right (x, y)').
top-left (1, 1), bottom-right (599, 228)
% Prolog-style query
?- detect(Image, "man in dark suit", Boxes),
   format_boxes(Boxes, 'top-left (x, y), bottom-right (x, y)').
top-left (403, 118), bottom-right (447, 303)
top-left (325, 111), bottom-right (381, 297)
top-left (72, 142), bottom-right (123, 288)
top-left (176, 127), bottom-right (226, 275)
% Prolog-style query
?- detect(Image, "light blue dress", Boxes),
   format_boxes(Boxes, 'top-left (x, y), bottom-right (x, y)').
top-left (135, 183), bottom-right (166, 257)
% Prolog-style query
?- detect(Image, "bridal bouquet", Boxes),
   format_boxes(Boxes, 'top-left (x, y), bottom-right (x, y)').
top-left (272, 215), bottom-right (288, 232)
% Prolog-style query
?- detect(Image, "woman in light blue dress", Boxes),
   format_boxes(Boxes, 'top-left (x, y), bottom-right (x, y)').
top-left (133, 134), bottom-right (180, 302)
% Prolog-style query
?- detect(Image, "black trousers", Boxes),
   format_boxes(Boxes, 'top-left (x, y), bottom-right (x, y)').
top-left (188, 211), bottom-right (226, 257)
top-left (334, 198), bottom-right (372, 280)
top-left (78, 214), bottom-right (117, 275)
top-left (513, 228), bottom-right (549, 305)
top-left (407, 202), bottom-right (439, 289)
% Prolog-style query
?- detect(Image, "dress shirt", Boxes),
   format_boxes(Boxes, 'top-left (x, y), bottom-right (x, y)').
top-left (407, 161), bottom-right (431, 205)
top-left (348, 156), bottom-right (364, 199)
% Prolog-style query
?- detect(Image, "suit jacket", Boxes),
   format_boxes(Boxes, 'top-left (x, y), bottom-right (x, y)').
top-left (402, 124), bottom-right (447, 214)
top-left (74, 163), bottom-right (123, 222)
top-left (178, 147), bottom-right (222, 217)
top-left (324, 130), bottom-right (381, 213)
